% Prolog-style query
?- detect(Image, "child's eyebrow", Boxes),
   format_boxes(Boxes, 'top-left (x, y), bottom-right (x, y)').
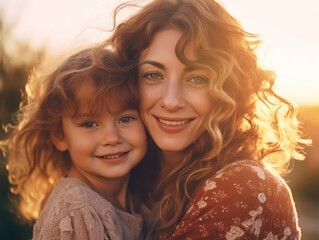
top-left (70, 112), bottom-right (98, 119)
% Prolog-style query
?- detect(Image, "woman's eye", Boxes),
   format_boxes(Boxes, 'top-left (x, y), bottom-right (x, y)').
top-left (81, 121), bottom-right (98, 128)
top-left (189, 76), bottom-right (209, 85)
top-left (144, 72), bottom-right (162, 81)
top-left (119, 116), bottom-right (134, 123)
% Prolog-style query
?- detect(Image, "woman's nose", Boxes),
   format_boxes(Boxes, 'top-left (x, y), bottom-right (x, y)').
top-left (160, 80), bottom-right (186, 111)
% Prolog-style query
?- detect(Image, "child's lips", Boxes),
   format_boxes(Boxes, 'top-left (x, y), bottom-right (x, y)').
top-left (96, 151), bottom-right (129, 159)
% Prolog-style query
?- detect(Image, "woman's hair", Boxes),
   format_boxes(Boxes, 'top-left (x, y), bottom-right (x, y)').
top-left (0, 47), bottom-right (139, 221)
top-left (99, 0), bottom-right (311, 234)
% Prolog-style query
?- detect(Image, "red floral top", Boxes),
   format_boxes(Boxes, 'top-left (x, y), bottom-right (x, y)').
top-left (159, 160), bottom-right (301, 240)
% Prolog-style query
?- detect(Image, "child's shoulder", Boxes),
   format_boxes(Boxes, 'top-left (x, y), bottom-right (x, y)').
top-left (33, 178), bottom-right (120, 239)
top-left (46, 177), bottom-right (115, 213)
top-left (37, 178), bottom-right (118, 227)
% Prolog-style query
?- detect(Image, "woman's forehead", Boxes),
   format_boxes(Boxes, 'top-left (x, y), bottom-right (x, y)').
top-left (140, 28), bottom-right (197, 63)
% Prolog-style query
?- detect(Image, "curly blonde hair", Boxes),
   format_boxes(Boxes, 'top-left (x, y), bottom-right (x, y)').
top-left (99, 0), bottom-right (311, 234)
top-left (0, 48), bottom-right (139, 221)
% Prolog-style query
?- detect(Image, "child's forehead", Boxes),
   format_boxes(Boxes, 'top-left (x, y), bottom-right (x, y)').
top-left (74, 80), bottom-right (97, 96)
top-left (64, 100), bottom-right (133, 116)
top-left (66, 86), bottom-right (136, 115)
top-left (67, 107), bottom-right (134, 117)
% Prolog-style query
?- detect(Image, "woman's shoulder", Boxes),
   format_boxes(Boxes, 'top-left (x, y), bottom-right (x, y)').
top-left (202, 159), bottom-right (290, 194)
top-left (214, 159), bottom-right (273, 179)
top-left (192, 159), bottom-right (295, 207)
top-left (167, 160), bottom-right (301, 239)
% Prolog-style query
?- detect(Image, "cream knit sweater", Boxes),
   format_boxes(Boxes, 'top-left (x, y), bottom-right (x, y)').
top-left (33, 178), bottom-right (143, 240)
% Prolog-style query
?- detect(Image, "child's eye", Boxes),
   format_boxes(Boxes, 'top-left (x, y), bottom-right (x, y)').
top-left (81, 121), bottom-right (98, 128)
top-left (119, 116), bottom-right (135, 124)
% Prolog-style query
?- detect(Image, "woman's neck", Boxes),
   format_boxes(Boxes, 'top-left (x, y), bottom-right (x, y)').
top-left (159, 150), bottom-right (188, 175)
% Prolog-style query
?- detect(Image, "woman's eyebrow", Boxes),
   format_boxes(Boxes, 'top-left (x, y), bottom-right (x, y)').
top-left (140, 60), bottom-right (206, 74)
top-left (139, 60), bottom-right (165, 70)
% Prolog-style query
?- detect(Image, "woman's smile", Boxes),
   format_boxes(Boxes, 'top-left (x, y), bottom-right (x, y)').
top-left (154, 115), bottom-right (194, 134)
top-left (157, 117), bottom-right (193, 126)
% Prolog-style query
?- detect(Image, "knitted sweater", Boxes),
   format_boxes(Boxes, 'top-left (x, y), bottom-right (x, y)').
top-left (33, 177), bottom-right (143, 240)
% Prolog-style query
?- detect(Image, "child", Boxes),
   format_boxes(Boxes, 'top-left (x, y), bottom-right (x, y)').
top-left (0, 48), bottom-right (146, 239)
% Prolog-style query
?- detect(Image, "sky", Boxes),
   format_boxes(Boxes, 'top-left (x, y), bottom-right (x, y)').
top-left (0, 0), bottom-right (318, 106)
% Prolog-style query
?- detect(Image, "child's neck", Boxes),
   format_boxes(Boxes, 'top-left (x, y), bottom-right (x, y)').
top-left (67, 167), bottom-right (129, 211)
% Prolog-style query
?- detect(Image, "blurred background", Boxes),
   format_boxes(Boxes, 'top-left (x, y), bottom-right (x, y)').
top-left (0, 0), bottom-right (318, 239)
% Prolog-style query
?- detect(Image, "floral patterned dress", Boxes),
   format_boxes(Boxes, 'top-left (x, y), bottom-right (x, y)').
top-left (159, 160), bottom-right (301, 240)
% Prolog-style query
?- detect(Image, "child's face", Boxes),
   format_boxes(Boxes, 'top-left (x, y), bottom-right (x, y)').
top-left (53, 105), bottom-right (147, 182)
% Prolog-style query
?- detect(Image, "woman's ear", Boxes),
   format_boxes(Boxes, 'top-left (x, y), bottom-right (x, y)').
top-left (50, 132), bottom-right (68, 152)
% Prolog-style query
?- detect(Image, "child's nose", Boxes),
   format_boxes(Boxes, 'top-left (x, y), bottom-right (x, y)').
top-left (101, 124), bottom-right (121, 145)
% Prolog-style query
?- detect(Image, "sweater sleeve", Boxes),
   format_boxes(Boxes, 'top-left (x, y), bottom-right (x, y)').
top-left (58, 207), bottom-right (107, 240)
top-left (36, 205), bottom-right (121, 240)
top-left (160, 160), bottom-right (301, 240)
top-left (32, 178), bottom-right (126, 240)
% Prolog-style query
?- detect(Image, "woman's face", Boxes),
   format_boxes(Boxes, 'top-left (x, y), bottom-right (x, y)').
top-left (138, 28), bottom-right (213, 156)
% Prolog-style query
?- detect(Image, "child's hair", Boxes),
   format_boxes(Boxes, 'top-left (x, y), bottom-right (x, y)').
top-left (0, 47), bottom-right (139, 222)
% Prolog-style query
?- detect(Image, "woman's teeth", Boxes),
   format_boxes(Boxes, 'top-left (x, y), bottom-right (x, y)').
top-left (158, 118), bottom-right (189, 126)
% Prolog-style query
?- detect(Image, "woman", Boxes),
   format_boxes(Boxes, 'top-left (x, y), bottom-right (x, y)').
top-left (98, 0), bottom-right (310, 239)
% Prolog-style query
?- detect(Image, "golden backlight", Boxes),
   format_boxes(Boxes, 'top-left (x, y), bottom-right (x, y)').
top-left (222, 0), bottom-right (319, 106)
top-left (0, 0), bottom-right (318, 105)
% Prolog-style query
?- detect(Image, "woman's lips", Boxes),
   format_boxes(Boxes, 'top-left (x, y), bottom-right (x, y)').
top-left (154, 116), bottom-right (194, 132)
top-left (158, 118), bottom-right (191, 126)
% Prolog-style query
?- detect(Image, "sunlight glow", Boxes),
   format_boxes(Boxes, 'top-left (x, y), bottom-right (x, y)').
top-left (0, 0), bottom-right (318, 105)
top-left (222, 0), bottom-right (319, 106)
